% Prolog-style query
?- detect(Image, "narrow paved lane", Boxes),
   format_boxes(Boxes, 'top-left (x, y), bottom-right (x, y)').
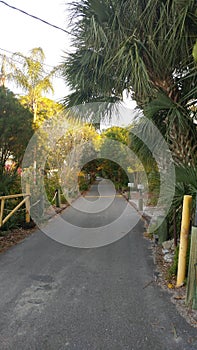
top-left (0, 181), bottom-right (196, 349)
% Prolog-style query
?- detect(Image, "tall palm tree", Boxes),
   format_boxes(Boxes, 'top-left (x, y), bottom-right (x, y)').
top-left (63, 0), bottom-right (196, 103)
top-left (63, 0), bottom-right (197, 164)
top-left (10, 47), bottom-right (55, 123)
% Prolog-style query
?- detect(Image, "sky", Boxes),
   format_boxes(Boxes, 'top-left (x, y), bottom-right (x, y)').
top-left (0, 0), bottom-right (136, 114)
top-left (0, 0), bottom-right (71, 101)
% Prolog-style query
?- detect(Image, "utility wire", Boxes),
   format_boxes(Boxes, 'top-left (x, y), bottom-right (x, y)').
top-left (1, 1), bottom-right (195, 40)
top-left (0, 1), bottom-right (72, 35)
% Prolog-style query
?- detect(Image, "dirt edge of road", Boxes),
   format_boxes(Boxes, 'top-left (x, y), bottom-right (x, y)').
top-left (125, 196), bottom-right (197, 329)
top-left (143, 232), bottom-right (197, 329)
top-left (0, 204), bottom-right (68, 254)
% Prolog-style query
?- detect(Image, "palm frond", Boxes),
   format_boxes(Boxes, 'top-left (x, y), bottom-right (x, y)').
top-left (176, 165), bottom-right (197, 190)
top-left (63, 0), bottom-right (197, 107)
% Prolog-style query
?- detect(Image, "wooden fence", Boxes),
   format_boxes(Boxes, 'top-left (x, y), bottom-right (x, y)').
top-left (0, 184), bottom-right (30, 228)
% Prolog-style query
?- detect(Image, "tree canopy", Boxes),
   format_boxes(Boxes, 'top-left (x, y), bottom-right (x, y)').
top-left (19, 95), bottom-right (63, 128)
top-left (9, 47), bottom-right (57, 123)
top-left (0, 87), bottom-right (33, 174)
top-left (62, 0), bottom-right (197, 168)
top-left (63, 0), bottom-right (197, 107)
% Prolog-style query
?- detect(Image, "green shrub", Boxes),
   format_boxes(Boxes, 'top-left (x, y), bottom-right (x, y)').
top-left (44, 173), bottom-right (60, 203)
top-left (79, 183), bottom-right (89, 192)
top-left (168, 246), bottom-right (179, 278)
top-left (168, 237), bottom-right (191, 280)
top-left (78, 173), bottom-right (89, 192)
top-left (0, 172), bottom-right (27, 232)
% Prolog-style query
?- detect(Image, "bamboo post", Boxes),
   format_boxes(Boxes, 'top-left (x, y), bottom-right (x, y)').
top-left (25, 183), bottom-right (31, 223)
top-left (0, 198), bottom-right (5, 227)
top-left (0, 194), bottom-right (25, 199)
top-left (186, 195), bottom-right (197, 307)
top-left (2, 197), bottom-right (27, 226)
top-left (176, 195), bottom-right (192, 287)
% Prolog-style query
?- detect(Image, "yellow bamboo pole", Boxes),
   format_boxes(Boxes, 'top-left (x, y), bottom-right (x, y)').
top-left (0, 198), bottom-right (5, 227)
top-left (0, 194), bottom-right (27, 200)
top-left (25, 183), bottom-right (31, 223)
top-left (2, 197), bottom-right (27, 226)
top-left (176, 195), bottom-right (192, 287)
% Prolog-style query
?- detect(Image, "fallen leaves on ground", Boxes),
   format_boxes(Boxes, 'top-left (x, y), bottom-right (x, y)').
top-left (0, 227), bottom-right (36, 253)
top-left (0, 204), bottom-right (68, 254)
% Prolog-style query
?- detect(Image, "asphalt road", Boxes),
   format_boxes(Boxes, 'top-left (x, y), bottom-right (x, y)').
top-left (0, 180), bottom-right (197, 350)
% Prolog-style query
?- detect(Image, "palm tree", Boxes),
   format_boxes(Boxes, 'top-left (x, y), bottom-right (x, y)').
top-left (10, 47), bottom-right (56, 123)
top-left (63, 0), bottom-right (197, 163)
top-left (63, 1), bottom-right (196, 103)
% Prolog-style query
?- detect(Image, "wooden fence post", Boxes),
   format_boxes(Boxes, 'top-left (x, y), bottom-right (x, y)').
top-left (25, 183), bottom-right (31, 223)
top-left (186, 195), bottom-right (197, 308)
top-left (0, 198), bottom-right (5, 227)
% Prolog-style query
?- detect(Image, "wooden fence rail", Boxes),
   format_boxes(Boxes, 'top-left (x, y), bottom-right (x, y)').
top-left (0, 184), bottom-right (30, 228)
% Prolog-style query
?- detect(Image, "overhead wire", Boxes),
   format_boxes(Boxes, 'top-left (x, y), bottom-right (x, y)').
top-left (0, 2), bottom-right (69, 99)
top-left (0, 1), bottom-right (73, 35)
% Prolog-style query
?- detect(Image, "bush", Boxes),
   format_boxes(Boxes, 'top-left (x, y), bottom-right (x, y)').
top-left (79, 183), bottom-right (89, 191)
top-left (168, 237), bottom-right (191, 280)
top-left (78, 173), bottom-right (89, 192)
top-left (168, 246), bottom-right (179, 278)
top-left (44, 173), bottom-right (61, 203)
top-left (0, 172), bottom-right (27, 232)
top-left (1, 204), bottom-right (25, 232)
